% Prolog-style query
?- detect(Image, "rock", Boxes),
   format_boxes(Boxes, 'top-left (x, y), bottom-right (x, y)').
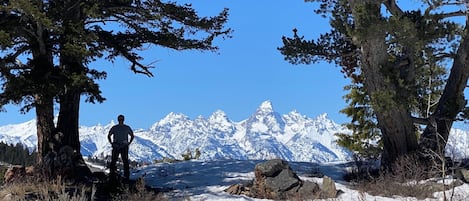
top-left (225, 159), bottom-right (334, 200)
top-left (251, 159), bottom-right (318, 200)
top-left (4, 165), bottom-right (26, 183)
top-left (251, 159), bottom-right (302, 199)
top-left (265, 168), bottom-right (301, 192)
top-left (321, 176), bottom-right (337, 198)
top-left (225, 183), bottom-right (245, 195)
top-left (255, 159), bottom-right (289, 177)
top-left (297, 181), bottom-right (321, 197)
top-left (457, 168), bottom-right (469, 183)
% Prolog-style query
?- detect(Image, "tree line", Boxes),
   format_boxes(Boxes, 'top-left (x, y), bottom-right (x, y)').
top-left (0, 142), bottom-right (37, 166)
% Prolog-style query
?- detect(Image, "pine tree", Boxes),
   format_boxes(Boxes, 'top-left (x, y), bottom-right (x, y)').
top-left (0, 0), bottom-right (231, 178)
top-left (279, 0), bottom-right (469, 168)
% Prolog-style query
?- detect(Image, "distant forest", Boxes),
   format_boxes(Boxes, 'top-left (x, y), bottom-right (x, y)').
top-left (0, 142), bottom-right (36, 166)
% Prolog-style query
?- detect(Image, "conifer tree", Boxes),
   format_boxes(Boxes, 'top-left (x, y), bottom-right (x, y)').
top-left (0, 0), bottom-right (231, 177)
top-left (279, 0), bottom-right (469, 168)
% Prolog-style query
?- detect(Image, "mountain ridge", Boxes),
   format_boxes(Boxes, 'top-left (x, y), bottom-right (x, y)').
top-left (1, 100), bottom-right (468, 162)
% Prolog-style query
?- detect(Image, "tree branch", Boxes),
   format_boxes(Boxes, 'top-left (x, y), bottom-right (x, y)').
top-left (383, 0), bottom-right (404, 17)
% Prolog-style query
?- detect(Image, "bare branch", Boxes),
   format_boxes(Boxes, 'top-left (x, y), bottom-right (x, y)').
top-left (412, 116), bottom-right (430, 125)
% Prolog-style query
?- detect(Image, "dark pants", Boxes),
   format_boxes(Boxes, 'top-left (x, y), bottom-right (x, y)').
top-left (110, 143), bottom-right (130, 179)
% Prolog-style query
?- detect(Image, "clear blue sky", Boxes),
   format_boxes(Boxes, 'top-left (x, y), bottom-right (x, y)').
top-left (1, 1), bottom-right (352, 129)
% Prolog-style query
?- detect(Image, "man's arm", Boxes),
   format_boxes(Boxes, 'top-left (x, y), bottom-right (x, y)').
top-left (107, 128), bottom-right (113, 144)
top-left (128, 128), bottom-right (134, 145)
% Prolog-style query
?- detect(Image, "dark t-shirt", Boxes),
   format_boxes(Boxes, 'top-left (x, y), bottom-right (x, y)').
top-left (109, 124), bottom-right (133, 143)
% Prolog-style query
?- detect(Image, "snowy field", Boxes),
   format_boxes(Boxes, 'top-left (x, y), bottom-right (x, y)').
top-left (96, 159), bottom-right (469, 201)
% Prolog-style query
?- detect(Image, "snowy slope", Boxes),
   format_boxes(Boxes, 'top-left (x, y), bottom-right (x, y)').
top-left (125, 159), bottom-right (469, 201)
top-left (1, 100), bottom-right (469, 163)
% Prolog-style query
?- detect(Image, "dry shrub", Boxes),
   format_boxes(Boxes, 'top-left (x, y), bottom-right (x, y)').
top-left (111, 178), bottom-right (167, 201)
top-left (0, 175), bottom-right (166, 201)
top-left (0, 176), bottom-right (89, 201)
top-left (355, 154), bottom-right (459, 200)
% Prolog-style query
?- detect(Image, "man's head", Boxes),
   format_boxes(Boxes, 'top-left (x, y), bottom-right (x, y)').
top-left (117, 115), bottom-right (125, 124)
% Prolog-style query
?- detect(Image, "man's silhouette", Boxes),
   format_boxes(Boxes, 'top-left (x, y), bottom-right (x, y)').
top-left (107, 114), bottom-right (134, 180)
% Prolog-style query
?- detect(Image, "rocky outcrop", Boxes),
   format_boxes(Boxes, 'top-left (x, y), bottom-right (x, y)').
top-left (225, 159), bottom-right (339, 200)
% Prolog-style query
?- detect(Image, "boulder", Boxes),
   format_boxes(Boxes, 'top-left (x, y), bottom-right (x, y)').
top-left (224, 159), bottom-right (339, 200)
top-left (251, 159), bottom-right (302, 199)
top-left (255, 159), bottom-right (290, 177)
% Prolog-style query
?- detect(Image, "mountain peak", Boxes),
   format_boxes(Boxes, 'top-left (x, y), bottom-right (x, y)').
top-left (160, 112), bottom-right (189, 124)
top-left (316, 113), bottom-right (329, 120)
top-left (209, 110), bottom-right (228, 121)
top-left (258, 100), bottom-right (274, 112)
top-left (314, 113), bottom-right (335, 126)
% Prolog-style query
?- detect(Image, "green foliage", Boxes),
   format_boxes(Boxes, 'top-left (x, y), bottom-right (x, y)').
top-left (336, 84), bottom-right (382, 159)
top-left (0, 0), bottom-right (232, 111)
top-left (0, 142), bottom-right (37, 166)
top-left (0, 1), bottom-right (231, 167)
top-left (280, 1), bottom-right (463, 161)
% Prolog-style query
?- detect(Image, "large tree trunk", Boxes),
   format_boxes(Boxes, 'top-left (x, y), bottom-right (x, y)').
top-left (35, 94), bottom-right (55, 165)
top-left (56, 88), bottom-right (92, 178)
top-left (30, 43), bottom-right (56, 166)
top-left (57, 89), bottom-right (81, 151)
top-left (419, 16), bottom-right (469, 157)
top-left (349, 0), bottom-right (419, 167)
top-left (52, 0), bottom-right (92, 178)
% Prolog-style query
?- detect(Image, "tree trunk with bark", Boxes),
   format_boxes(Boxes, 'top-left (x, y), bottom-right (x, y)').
top-left (349, 0), bottom-right (419, 167)
top-left (52, 1), bottom-right (92, 178)
top-left (57, 89), bottom-right (81, 151)
top-left (419, 16), bottom-right (469, 157)
top-left (35, 94), bottom-right (55, 165)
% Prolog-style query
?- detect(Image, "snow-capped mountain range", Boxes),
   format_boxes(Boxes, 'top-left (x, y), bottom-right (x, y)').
top-left (1, 100), bottom-right (468, 163)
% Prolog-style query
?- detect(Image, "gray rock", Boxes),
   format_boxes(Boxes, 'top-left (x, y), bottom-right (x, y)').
top-left (255, 159), bottom-right (289, 177)
top-left (297, 181), bottom-right (321, 197)
top-left (458, 169), bottom-right (469, 182)
top-left (265, 168), bottom-right (301, 192)
top-left (225, 159), bottom-right (332, 200)
top-left (321, 175), bottom-right (337, 198)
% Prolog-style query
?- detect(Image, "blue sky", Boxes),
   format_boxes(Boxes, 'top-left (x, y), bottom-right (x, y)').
top-left (1, 1), bottom-right (352, 129)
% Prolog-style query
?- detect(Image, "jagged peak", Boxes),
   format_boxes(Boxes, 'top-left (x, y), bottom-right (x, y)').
top-left (208, 110), bottom-right (230, 122)
top-left (316, 113), bottom-right (330, 121)
top-left (287, 110), bottom-right (301, 116)
top-left (284, 110), bottom-right (307, 120)
top-left (257, 100), bottom-right (274, 113)
top-left (159, 112), bottom-right (189, 124)
top-left (211, 109), bottom-right (226, 116)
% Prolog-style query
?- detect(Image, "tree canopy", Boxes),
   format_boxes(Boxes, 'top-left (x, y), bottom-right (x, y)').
top-left (280, 0), bottom-right (469, 167)
top-left (0, 0), bottom-right (231, 177)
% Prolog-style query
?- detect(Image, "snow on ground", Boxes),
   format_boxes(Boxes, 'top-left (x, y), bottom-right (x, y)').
top-left (92, 159), bottom-right (469, 201)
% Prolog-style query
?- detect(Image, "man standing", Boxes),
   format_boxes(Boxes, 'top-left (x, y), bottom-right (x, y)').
top-left (107, 114), bottom-right (134, 180)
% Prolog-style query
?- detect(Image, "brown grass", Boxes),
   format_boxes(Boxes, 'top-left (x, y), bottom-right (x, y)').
top-left (350, 154), bottom-right (463, 200)
top-left (0, 175), bottom-right (167, 201)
